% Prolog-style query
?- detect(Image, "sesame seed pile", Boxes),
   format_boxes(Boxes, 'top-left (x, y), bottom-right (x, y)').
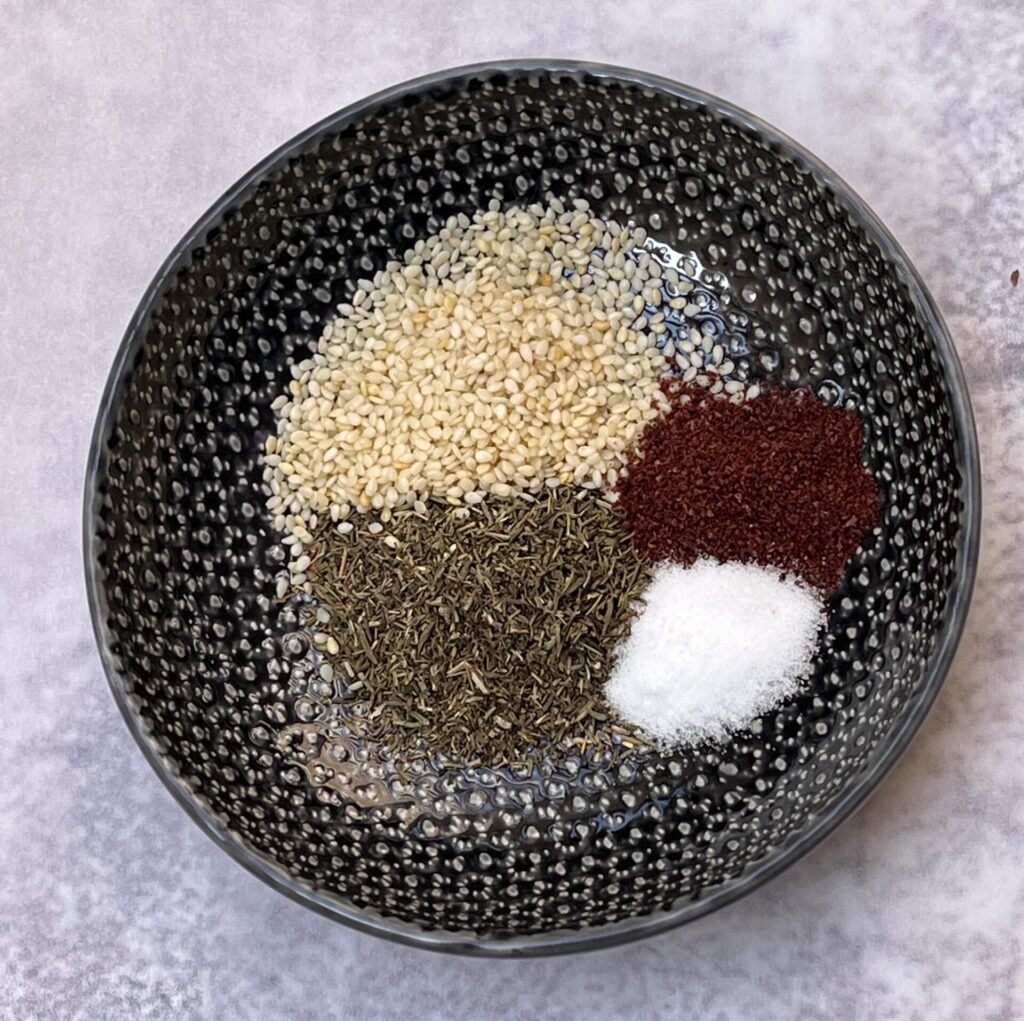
top-left (264, 199), bottom-right (694, 578)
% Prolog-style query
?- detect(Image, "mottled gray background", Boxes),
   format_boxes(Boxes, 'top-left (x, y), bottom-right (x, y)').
top-left (2, 1), bottom-right (1022, 1018)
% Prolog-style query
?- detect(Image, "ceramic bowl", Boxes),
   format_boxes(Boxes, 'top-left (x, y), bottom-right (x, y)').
top-left (85, 62), bottom-right (979, 955)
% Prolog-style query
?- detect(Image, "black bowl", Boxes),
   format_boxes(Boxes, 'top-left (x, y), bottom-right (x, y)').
top-left (84, 61), bottom-right (979, 955)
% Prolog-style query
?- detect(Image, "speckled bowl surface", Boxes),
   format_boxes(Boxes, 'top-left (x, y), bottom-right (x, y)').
top-left (84, 61), bottom-right (979, 955)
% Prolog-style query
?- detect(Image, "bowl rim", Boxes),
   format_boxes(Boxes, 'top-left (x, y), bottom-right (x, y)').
top-left (83, 58), bottom-right (981, 957)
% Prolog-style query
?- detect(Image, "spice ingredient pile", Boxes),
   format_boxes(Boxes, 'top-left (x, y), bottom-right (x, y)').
top-left (617, 380), bottom-right (881, 591)
top-left (605, 560), bottom-right (824, 747)
top-left (266, 200), bottom-right (674, 575)
top-left (263, 198), bottom-right (882, 767)
top-left (306, 489), bottom-right (650, 765)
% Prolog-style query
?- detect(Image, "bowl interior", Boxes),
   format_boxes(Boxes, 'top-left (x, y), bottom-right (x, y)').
top-left (87, 64), bottom-right (974, 952)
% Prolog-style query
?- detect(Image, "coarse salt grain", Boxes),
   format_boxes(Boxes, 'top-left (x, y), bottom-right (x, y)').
top-left (606, 558), bottom-right (824, 747)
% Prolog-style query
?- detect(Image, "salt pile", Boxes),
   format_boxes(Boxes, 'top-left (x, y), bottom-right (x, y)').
top-left (606, 558), bottom-right (824, 747)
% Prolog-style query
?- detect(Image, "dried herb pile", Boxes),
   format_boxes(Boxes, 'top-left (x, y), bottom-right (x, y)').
top-left (305, 490), bottom-right (652, 764)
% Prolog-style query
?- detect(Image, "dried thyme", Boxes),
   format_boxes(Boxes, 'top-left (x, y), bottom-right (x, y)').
top-left (303, 490), bottom-right (652, 765)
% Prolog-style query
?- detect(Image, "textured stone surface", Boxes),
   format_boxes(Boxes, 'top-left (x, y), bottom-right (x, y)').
top-left (2, 0), bottom-right (1022, 1017)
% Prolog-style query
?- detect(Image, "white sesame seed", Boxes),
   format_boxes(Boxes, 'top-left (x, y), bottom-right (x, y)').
top-left (262, 203), bottom-right (742, 570)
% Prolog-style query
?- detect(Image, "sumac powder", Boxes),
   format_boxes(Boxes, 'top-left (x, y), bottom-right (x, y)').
top-left (616, 382), bottom-right (881, 591)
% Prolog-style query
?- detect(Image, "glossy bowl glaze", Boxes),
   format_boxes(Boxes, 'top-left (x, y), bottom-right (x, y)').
top-left (85, 62), bottom-right (979, 955)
